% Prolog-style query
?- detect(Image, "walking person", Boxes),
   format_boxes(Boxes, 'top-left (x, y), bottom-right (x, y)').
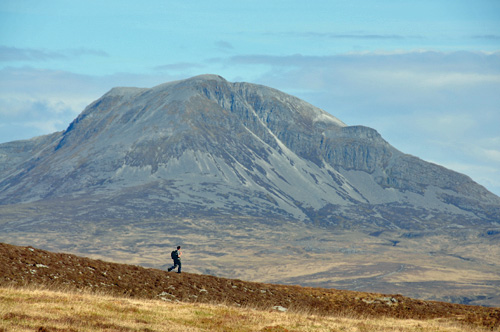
top-left (168, 246), bottom-right (182, 273)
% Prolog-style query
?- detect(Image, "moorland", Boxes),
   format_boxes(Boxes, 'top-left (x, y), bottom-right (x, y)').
top-left (1, 242), bottom-right (499, 331)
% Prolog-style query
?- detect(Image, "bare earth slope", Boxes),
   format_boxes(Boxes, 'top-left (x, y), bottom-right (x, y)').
top-left (1, 243), bottom-right (499, 330)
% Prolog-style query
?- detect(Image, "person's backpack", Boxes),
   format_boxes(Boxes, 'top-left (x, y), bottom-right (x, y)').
top-left (171, 250), bottom-right (178, 260)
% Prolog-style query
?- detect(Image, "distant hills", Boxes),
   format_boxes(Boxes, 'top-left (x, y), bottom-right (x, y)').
top-left (0, 74), bottom-right (499, 306)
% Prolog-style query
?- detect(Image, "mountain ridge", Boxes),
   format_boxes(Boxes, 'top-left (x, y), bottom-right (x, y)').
top-left (1, 74), bottom-right (498, 224)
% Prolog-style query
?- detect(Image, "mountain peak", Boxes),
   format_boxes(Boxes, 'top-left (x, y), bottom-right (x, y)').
top-left (104, 86), bottom-right (148, 98)
top-left (188, 74), bottom-right (227, 82)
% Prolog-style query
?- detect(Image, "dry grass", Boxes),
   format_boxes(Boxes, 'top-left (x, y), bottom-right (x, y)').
top-left (0, 286), bottom-right (493, 332)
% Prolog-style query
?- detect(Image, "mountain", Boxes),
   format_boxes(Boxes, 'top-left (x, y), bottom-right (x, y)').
top-left (1, 74), bottom-right (499, 306)
top-left (0, 74), bottom-right (498, 225)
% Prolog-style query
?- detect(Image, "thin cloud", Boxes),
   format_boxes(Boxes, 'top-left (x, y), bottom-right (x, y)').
top-left (0, 46), bottom-right (109, 62)
top-left (482, 148), bottom-right (500, 163)
top-left (215, 40), bottom-right (234, 52)
top-left (264, 31), bottom-right (422, 40)
top-left (0, 97), bottom-right (78, 142)
top-left (471, 35), bottom-right (500, 40)
top-left (227, 51), bottom-right (500, 73)
top-left (66, 48), bottom-right (109, 58)
top-left (298, 32), bottom-right (416, 40)
top-left (0, 46), bottom-right (65, 62)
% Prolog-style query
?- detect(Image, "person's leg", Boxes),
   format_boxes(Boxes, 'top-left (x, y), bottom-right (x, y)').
top-left (177, 261), bottom-right (181, 273)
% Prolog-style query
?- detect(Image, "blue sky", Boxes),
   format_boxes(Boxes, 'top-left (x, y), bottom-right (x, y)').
top-left (1, 0), bottom-right (500, 196)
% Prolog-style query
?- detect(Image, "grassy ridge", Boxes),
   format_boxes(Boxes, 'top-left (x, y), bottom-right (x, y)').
top-left (0, 286), bottom-right (490, 332)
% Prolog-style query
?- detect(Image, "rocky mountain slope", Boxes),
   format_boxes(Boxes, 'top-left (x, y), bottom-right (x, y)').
top-left (1, 243), bottom-right (499, 330)
top-left (0, 74), bottom-right (498, 226)
top-left (0, 74), bottom-right (499, 306)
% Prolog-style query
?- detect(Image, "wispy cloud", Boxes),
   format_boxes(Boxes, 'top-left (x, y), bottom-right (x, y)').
top-left (0, 46), bottom-right (65, 62)
top-left (471, 35), bottom-right (500, 40)
top-left (0, 46), bottom-right (109, 62)
top-left (0, 96), bottom-right (79, 142)
top-left (226, 51), bottom-right (500, 73)
top-left (215, 40), bottom-right (234, 52)
top-left (295, 32), bottom-right (420, 40)
top-left (262, 31), bottom-right (422, 40)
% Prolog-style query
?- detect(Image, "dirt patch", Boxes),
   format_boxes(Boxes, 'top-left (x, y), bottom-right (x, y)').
top-left (1, 242), bottom-right (499, 330)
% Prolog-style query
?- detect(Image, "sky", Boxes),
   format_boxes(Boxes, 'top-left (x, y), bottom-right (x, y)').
top-left (1, 0), bottom-right (500, 196)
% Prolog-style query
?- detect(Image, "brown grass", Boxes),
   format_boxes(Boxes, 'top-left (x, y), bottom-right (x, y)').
top-left (0, 286), bottom-right (493, 332)
top-left (1, 242), bottom-right (499, 331)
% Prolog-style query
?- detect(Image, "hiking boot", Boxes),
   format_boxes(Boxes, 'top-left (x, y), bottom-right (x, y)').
top-left (167, 267), bottom-right (172, 272)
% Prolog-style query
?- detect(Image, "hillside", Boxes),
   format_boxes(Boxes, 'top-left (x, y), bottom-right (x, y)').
top-left (1, 242), bottom-right (499, 330)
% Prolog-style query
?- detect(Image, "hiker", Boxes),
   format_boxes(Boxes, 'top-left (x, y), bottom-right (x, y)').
top-left (168, 246), bottom-right (182, 273)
